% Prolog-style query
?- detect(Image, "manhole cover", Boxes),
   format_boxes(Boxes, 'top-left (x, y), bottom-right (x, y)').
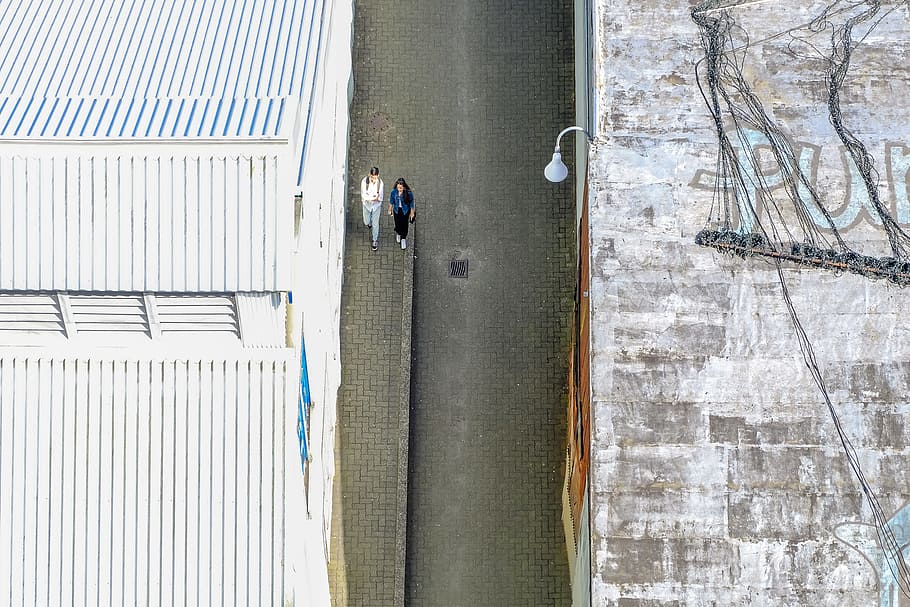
top-left (449, 259), bottom-right (468, 278)
top-left (368, 112), bottom-right (390, 131)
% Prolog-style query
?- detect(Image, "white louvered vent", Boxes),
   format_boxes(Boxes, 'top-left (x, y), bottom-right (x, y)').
top-left (68, 293), bottom-right (149, 334)
top-left (236, 292), bottom-right (286, 348)
top-left (157, 295), bottom-right (240, 337)
top-left (0, 293), bottom-right (65, 334)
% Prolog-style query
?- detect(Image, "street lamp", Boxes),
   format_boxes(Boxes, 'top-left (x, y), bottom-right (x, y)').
top-left (545, 126), bottom-right (590, 183)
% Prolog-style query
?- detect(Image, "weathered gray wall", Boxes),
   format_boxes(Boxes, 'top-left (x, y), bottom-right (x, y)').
top-left (589, 1), bottom-right (910, 605)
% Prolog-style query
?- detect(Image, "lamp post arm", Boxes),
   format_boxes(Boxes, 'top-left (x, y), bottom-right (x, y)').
top-left (553, 126), bottom-right (590, 152)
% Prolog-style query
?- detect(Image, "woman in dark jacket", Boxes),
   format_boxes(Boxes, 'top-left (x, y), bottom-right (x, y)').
top-left (388, 177), bottom-right (415, 250)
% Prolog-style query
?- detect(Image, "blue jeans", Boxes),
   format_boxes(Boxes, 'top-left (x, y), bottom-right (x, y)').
top-left (362, 204), bottom-right (381, 242)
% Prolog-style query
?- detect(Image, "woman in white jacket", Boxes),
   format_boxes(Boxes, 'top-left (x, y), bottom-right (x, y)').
top-left (361, 167), bottom-right (384, 251)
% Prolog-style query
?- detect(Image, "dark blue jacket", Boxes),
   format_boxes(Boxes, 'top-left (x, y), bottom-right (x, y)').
top-left (389, 189), bottom-right (415, 214)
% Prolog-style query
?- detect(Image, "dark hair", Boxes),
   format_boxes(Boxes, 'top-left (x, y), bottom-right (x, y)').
top-left (394, 177), bottom-right (410, 191)
top-left (369, 166), bottom-right (380, 176)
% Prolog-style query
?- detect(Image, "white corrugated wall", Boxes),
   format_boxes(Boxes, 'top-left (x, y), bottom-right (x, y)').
top-left (0, 354), bottom-right (295, 606)
top-left (0, 152), bottom-right (291, 292)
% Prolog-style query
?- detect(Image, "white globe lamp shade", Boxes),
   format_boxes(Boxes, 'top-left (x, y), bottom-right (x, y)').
top-left (544, 152), bottom-right (569, 182)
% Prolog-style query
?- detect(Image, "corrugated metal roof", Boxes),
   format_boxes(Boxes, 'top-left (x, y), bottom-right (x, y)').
top-left (0, 354), bottom-right (295, 606)
top-left (0, 0), bottom-right (325, 139)
top-left (0, 96), bottom-right (291, 139)
top-left (0, 152), bottom-right (290, 292)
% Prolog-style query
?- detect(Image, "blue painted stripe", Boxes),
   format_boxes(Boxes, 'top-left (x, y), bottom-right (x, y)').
top-left (86, 1), bottom-right (127, 95)
top-left (129, 98), bottom-right (148, 137)
top-left (0, 0), bottom-right (43, 94)
top-left (195, 98), bottom-right (212, 137)
top-left (127, 0), bottom-right (159, 98)
top-left (1, 97), bottom-right (23, 135)
top-left (183, 98), bottom-right (199, 137)
top-left (298, 0), bottom-right (328, 186)
top-left (53, 97), bottom-right (73, 136)
top-left (14, 96), bottom-right (37, 136)
top-left (236, 98), bottom-right (250, 137)
top-left (248, 98), bottom-right (261, 136)
top-left (59, 0), bottom-right (98, 96)
top-left (26, 97), bottom-right (47, 137)
top-left (64, 98), bottom-right (84, 136)
top-left (146, 3), bottom-right (180, 98)
top-left (261, 98), bottom-right (274, 137)
top-left (217, 0), bottom-right (247, 98)
top-left (221, 98), bottom-right (237, 137)
top-left (275, 97), bottom-right (285, 137)
top-left (156, 0), bottom-right (191, 97)
top-left (279, 0), bottom-right (308, 95)
top-left (0, 3), bottom-right (24, 94)
top-left (158, 99), bottom-right (174, 137)
top-left (209, 1), bottom-right (238, 97)
top-left (17, 1), bottom-right (56, 96)
top-left (173, 0), bottom-right (208, 95)
top-left (265, 0), bottom-right (291, 95)
top-left (228, 0), bottom-right (255, 98)
top-left (255, 1), bottom-right (280, 97)
top-left (38, 97), bottom-right (60, 136)
top-left (91, 98), bottom-right (111, 136)
top-left (0, 0), bottom-right (326, 139)
top-left (105, 97), bottom-right (123, 137)
top-left (78, 98), bottom-right (98, 136)
top-left (104, 0), bottom-right (149, 96)
top-left (187, 1), bottom-right (223, 94)
top-left (117, 97), bottom-right (136, 137)
top-left (79, 1), bottom-right (118, 95)
top-left (208, 98), bottom-right (224, 137)
top-left (143, 98), bottom-right (161, 137)
top-left (302, 0), bottom-right (322, 93)
top-left (169, 99), bottom-right (186, 137)
top-left (298, 336), bottom-right (312, 473)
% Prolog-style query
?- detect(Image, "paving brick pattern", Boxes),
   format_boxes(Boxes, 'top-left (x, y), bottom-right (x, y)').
top-left (331, 0), bottom-right (576, 605)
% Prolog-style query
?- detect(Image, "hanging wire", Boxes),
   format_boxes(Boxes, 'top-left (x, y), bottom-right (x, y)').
top-left (692, 0), bottom-right (910, 598)
top-left (776, 261), bottom-right (910, 596)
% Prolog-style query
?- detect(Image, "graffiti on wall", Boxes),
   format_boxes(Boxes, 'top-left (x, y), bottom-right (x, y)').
top-left (835, 503), bottom-right (910, 607)
top-left (690, 128), bottom-right (910, 234)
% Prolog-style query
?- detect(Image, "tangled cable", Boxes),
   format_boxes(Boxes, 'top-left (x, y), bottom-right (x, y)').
top-left (692, 0), bottom-right (910, 597)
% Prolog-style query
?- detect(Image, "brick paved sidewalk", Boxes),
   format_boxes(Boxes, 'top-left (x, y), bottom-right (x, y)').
top-left (328, 200), bottom-right (414, 607)
top-left (327, 5), bottom-right (418, 597)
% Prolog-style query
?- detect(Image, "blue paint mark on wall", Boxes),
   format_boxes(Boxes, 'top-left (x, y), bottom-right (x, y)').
top-left (835, 503), bottom-right (910, 607)
top-left (690, 130), bottom-right (910, 233)
top-left (298, 336), bottom-right (312, 475)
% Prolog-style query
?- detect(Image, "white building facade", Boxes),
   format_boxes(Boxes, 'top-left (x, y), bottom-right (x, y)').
top-left (0, 2), bottom-right (352, 605)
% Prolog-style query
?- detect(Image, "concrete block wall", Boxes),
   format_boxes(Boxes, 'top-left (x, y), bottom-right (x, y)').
top-left (589, 2), bottom-right (910, 605)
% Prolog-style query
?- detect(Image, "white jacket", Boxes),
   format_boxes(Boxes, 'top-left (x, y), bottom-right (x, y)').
top-left (361, 176), bottom-right (384, 210)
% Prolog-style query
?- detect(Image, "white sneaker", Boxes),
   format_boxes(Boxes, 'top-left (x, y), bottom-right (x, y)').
top-left (401, 238), bottom-right (407, 250)
top-left (396, 234), bottom-right (401, 243)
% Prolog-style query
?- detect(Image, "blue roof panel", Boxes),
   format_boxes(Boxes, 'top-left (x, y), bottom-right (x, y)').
top-left (0, 0), bottom-right (321, 139)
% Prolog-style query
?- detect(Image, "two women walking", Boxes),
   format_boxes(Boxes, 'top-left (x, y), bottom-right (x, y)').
top-left (360, 168), bottom-right (416, 252)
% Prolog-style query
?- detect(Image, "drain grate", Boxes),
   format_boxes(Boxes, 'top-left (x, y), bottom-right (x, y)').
top-left (368, 111), bottom-right (390, 131)
top-left (449, 259), bottom-right (468, 278)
